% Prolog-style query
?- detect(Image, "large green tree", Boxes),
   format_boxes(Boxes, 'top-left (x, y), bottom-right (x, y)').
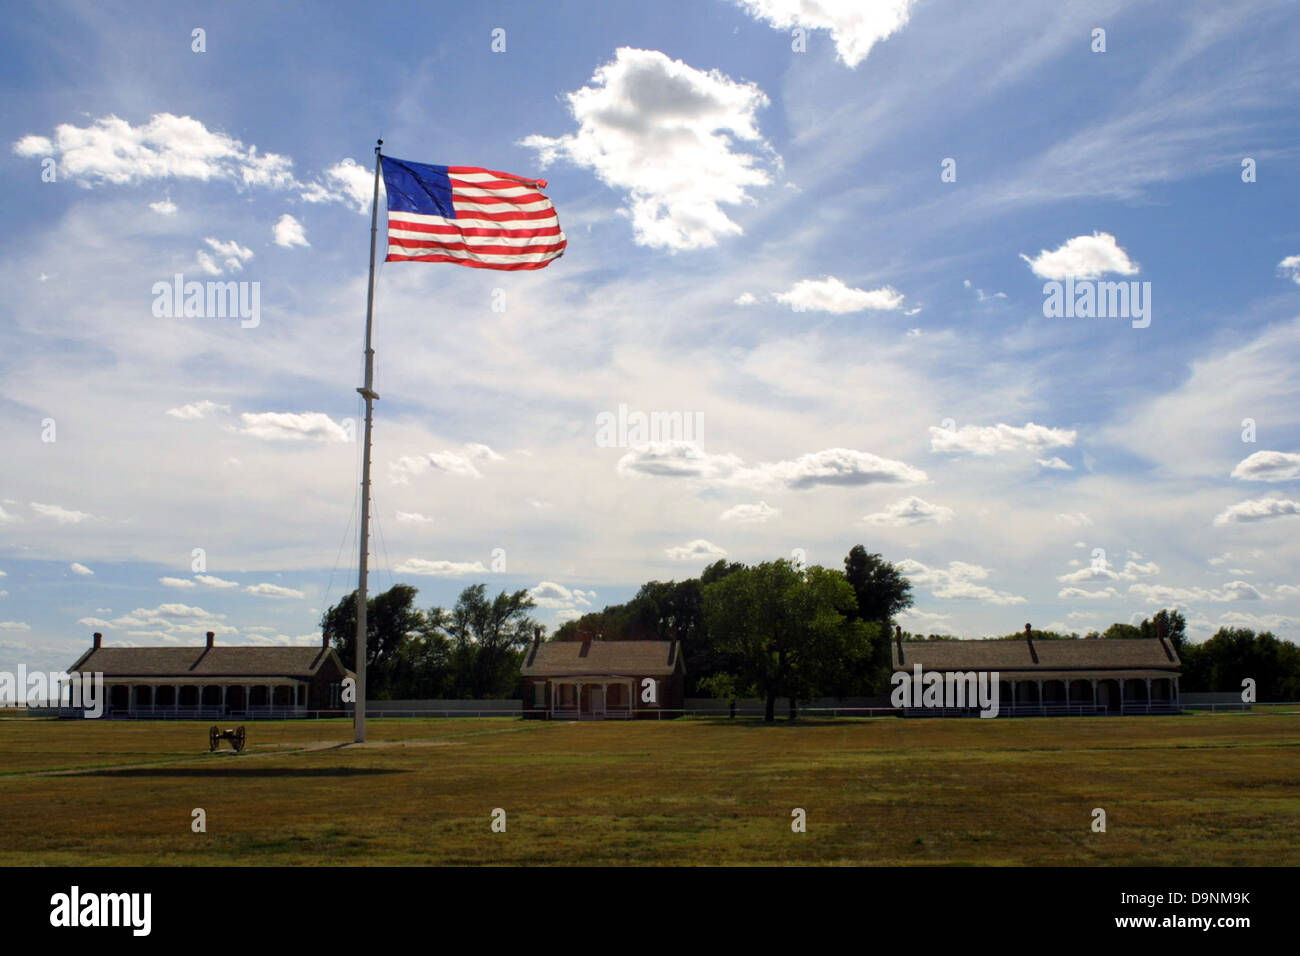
top-left (427, 584), bottom-right (540, 699)
top-left (842, 545), bottom-right (913, 692)
top-left (703, 560), bottom-right (873, 721)
top-left (321, 584), bottom-right (426, 698)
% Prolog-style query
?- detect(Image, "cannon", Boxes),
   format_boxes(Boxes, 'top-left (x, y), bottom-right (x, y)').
top-left (209, 725), bottom-right (246, 753)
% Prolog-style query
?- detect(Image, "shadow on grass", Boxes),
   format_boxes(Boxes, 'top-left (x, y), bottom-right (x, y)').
top-left (67, 767), bottom-right (406, 778)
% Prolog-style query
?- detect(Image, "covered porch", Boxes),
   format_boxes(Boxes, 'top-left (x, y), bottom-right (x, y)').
top-left (546, 677), bottom-right (637, 719)
top-left (105, 679), bottom-right (312, 718)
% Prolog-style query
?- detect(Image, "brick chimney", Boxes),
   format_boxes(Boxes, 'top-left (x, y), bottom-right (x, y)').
top-left (533, 625), bottom-right (542, 647)
top-left (322, 630), bottom-right (330, 649)
top-left (205, 631), bottom-right (215, 649)
top-left (1025, 623), bottom-right (1038, 663)
top-left (895, 625), bottom-right (904, 665)
top-left (92, 632), bottom-right (102, 649)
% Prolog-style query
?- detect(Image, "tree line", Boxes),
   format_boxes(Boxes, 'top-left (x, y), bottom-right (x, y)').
top-left (321, 547), bottom-right (1300, 713)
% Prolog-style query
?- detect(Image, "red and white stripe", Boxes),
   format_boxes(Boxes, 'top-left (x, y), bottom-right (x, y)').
top-left (385, 167), bottom-right (566, 271)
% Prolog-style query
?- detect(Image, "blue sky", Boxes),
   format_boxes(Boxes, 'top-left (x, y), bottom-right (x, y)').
top-left (3, 0), bottom-right (1299, 675)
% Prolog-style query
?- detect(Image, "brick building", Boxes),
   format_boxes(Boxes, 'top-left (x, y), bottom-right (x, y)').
top-left (68, 631), bottom-right (353, 718)
top-left (519, 637), bottom-right (685, 719)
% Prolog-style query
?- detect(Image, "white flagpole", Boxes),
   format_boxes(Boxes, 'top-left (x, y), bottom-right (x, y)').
top-left (354, 138), bottom-right (383, 744)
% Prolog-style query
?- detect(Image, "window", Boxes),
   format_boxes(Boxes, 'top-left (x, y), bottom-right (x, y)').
top-left (533, 682), bottom-right (546, 707)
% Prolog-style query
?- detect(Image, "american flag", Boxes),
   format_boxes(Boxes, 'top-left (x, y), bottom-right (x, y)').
top-left (380, 156), bottom-right (566, 271)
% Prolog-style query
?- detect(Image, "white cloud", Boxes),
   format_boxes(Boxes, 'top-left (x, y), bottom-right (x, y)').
top-left (774, 276), bottom-right (904, 313)
top-left (896, 608), bottom-right (953, 629)
top-left (199, 237), bottom-right (254, 275)
top-left (666, 539), bottom-right (727, 561)
top-left (1055, 513), bottom-right (1093, 528)
top-left (734, 292), bottom-right (758, 306)
top-left (719, 501), bottom-right (780, 523)
top-left (1056, 586), bottom-right (1121, 600)
top-left (1057, 566), bottom-right (1118, 585)
top-left (1231, 450), bottom-right (1300, 482)
top-left (149, 199), bottom-right (177, 215)
top-left (617, 443), bottom-right (927, 490)
top-left (1218, 612), bottom-right (1299, 631)
top-left (166, 400), bottom-right (230, 420)
top-left (396, 511), bottom-right (435, 524)
top-left (1128, 581), bottom-right (1263, 603)
top-left (11, 113), bottom-right (296, 188)
top-left (272, 213), bottom-right (309, 248)
top-left (529, 581), bottom-right (594, 612)
top-left (244, 583), bottom-right (305, 599)
top-left (159, 577), bottom-right (196, 588)
top-left (1019, 231), bottom-right (1139, 280)
top-left (898, 559), bottom-right (1026, 605)
top-left (1121, 560), bottom-right (1161, 580)
top-left (195, 575), bottom-right (239, 589)
top-left (1277, 254), bottom-right (1300, 285)
top-left (0, 506), bottom-right (19, 523)
top-left (69, 562), bottom-right (93, 576)
top-left (1037, 457), bottom-right (1073, 471)
top-left (0, 622), bottom-right (31, 632)
top-left (393, 558), bottom-right (488, 576)
top-left (389, 444), bottom-right (504, 483)
top-left (616, 442), bottom-right (745, 482)
top-left (930, 422), bottom-right (1077, 455)
top-left (31, 502), bottom-right (96, 524)
top-left (1213, 497), bottom-right (1300, 525)
top-left (733, 0), bottom-right (917, 68)
top-left (237, 412), bottom-right (351, 442)
top-left (964, 280), bottom-right (1007, 302)
top-left (863, 496), bottom-right (954, 526)
top-left (300, 157), bottom-right (373, 213)
top-left (521, 47), bottom-right (775, 251)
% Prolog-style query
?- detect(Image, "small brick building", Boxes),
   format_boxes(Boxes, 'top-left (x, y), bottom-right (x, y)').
top-left (519, 637), bottom-right (685, 719)
top-left (68, 631), bottom-right (353, 717)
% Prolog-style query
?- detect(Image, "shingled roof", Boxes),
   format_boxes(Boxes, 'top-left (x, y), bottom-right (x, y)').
top-left (69, 645), bottom-right (350, 679)
top-left (520, 639), bottom-right (682, 678)
top-left (891, 637), bottom-right (1180, 674)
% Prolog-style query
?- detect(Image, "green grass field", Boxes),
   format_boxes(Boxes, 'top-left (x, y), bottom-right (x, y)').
top-left (1, 711), bottom-right (1297, 866)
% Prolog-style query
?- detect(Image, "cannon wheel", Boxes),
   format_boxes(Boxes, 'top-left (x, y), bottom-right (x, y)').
top-left (209, 725), bottom-right (219, 752)
top-left (234, 726), bottom-right (246, 752)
